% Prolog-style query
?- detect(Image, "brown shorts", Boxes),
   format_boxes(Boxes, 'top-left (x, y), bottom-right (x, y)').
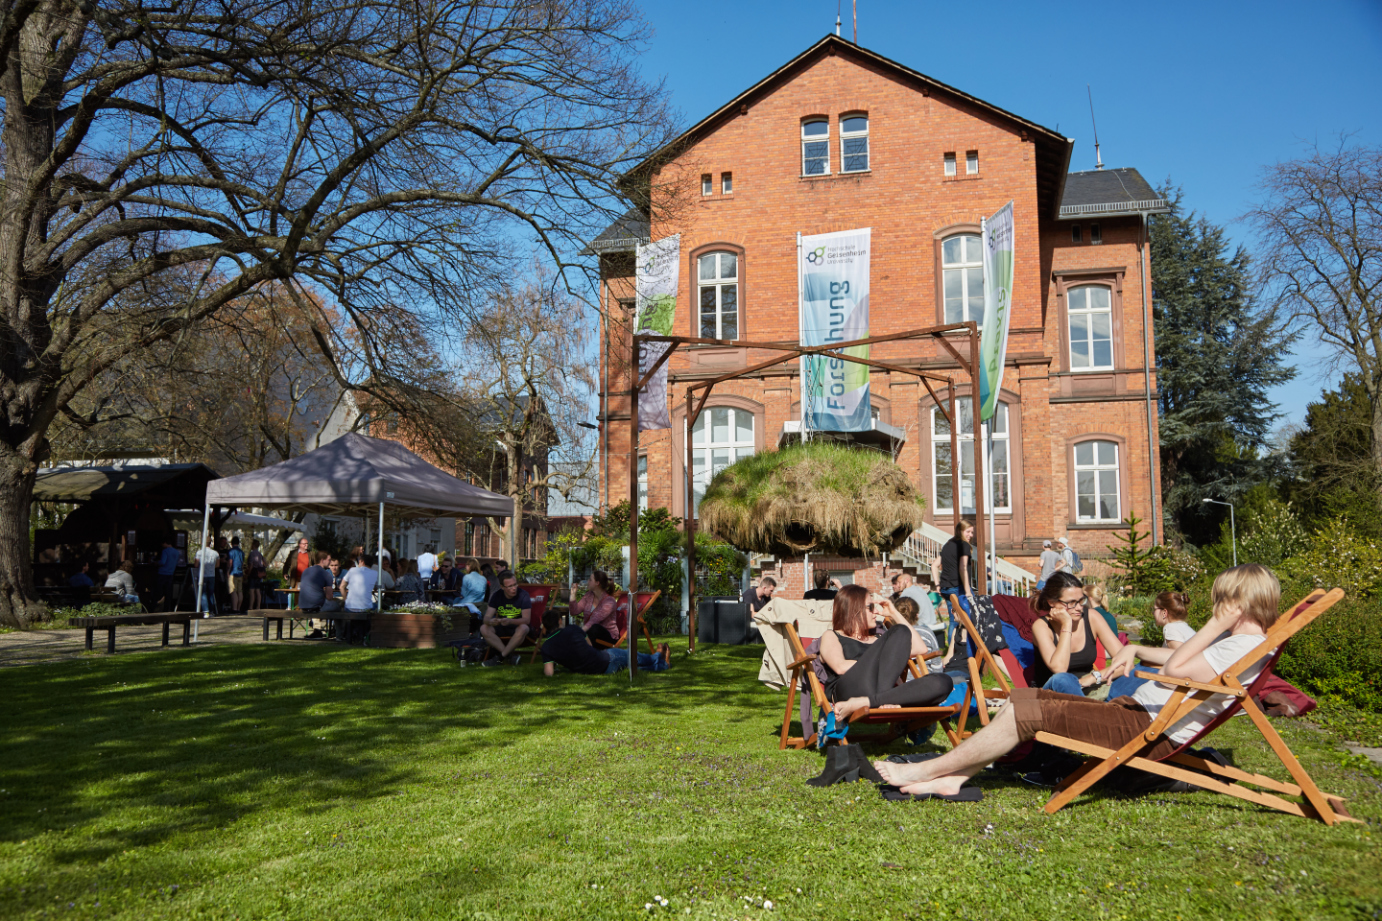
top-left (1008, 688), bottom-right (1179, 761)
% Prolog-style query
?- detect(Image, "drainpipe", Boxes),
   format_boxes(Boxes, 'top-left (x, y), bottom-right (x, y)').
top-left (1140, 211), bottom-right (1159, 546)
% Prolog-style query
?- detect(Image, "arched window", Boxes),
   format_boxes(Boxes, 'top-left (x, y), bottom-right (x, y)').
top-left (942, 234), bottom-right (984, 324)
top-left (1068, 285), bottom-right (1113, 370)
top-left (1074, 440), bottom-right (1120, 522)
top-left (931, 397), bottom-right (1010, 514)
top-left (698, 251), bottom-right (739, 339)
top-left (691, 407), bottom-right (755, 511)
top-left (802, 118), bottom-right (830, 175)
top-left (840, 115), bottom-right (869, 172)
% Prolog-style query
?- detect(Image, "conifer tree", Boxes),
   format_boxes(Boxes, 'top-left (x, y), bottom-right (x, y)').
top-left (1152, 184), bottom-right (1296, 546)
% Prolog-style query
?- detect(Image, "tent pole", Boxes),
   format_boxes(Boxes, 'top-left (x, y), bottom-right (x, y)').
top-left (628, 335), bottom-right (640, 681)
top-left (970, 326), bottom-right (988, 598)
top-left (376, 500), bottom-right (385, 612)
top-left (685, 389), bottom-right (696, 653)
top-left (194, 504), bottom-right (211, 642)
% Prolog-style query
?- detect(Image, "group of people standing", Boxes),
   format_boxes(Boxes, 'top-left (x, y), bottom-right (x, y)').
top-left (191, 535), bottom-right (268, 614)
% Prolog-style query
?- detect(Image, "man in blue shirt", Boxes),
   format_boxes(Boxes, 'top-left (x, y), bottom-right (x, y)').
top-left (156, 538), bottom-right (181, 611)
top-left (227, 536), bottom-right (246, 614)
top-left (68, 562), bottom-right (95, 588)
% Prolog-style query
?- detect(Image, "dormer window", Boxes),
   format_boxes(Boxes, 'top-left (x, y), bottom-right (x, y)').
top-left (802, 119), bottom-right (830, 175)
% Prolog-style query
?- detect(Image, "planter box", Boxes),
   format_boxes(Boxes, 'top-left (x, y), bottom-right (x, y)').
top-left (369, 612), bottom-right (470, 648)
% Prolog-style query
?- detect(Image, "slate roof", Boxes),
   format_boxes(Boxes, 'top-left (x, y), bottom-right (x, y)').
top-left (1058, 168), bottom-right (1170, 218)
top-left (583, 207), bottom-right (649, 255)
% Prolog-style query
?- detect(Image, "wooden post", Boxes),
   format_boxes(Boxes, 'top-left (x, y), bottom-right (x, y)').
top-left (948, 381), bottom-right (960, 537)
top-left (685, 388), bottom-right (697, 652)
top-left (969, 326), bottom-right (988, 596)
top-left (627, 335), bottom-right (640, 680)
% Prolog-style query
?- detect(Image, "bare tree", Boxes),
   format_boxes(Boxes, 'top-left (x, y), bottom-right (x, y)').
top-left (1248, 141), bottom-right (1382, 483)
top-left (400, 267), bottom-right (598, 569)
top-left (0, 0), bottom-right (675, 626)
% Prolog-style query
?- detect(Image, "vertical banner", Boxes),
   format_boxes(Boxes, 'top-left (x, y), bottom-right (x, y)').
top-left (978, 202), bottom-right (1015, 422)
top-left (799, 228), bottom-right (871, 432)
top-left (634, 234), bottom-right (680, 431)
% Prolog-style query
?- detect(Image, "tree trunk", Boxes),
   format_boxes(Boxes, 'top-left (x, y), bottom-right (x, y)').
top-left (1371, 388), bottom-right (1382, 500)
top-left (0, 447), bottom-right (44, 628)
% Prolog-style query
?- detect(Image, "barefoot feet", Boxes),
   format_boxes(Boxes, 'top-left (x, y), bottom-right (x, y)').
top-left (833, 696), bottom-right (871, 723)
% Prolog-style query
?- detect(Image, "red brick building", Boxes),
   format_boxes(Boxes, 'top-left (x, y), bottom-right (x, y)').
top-left (591, 36), bottom-right (1167, 590)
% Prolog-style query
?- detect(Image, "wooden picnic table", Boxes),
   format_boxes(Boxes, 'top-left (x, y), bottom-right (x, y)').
top-left (72, 611), bottom-right (193, 653)
top-left (249, 608), bottom-right (371, 643)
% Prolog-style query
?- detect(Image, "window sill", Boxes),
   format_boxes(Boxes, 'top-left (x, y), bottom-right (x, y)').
top-left (1067, 521), bottom-right (1123, 529)
top-left (943, 174), bottom-right (983, 182)
top-left (800, 170), bottom-right (871, 181)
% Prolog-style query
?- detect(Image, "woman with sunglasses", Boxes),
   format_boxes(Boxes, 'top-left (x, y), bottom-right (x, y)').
top-left (1030, 571), bottom-right (1125, 697)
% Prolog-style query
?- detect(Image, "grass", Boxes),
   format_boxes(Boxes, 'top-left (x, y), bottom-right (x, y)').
top-left (0, 639), bottom-right (1380, 921)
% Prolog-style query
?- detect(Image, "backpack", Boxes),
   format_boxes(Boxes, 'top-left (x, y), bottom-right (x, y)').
top-left (1069, 549), bottom-right (1083, 573)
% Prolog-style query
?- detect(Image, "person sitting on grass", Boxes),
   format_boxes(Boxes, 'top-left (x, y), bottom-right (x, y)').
top-left (875, 564), bottom-right (1282, 798)
top-left (1030, 572), bottom-right (1125, 697)
top-left (892, 595), bottom-right (943, 674)
top-left (820, 585), bottom-right (954, 724)
top-left (480, 571), bottom-right (531, 665)
top-left (1105, 590), bottom-right (1197, 699)
top-left (540, 624), bottom-right (671, 677)
top-left (571, 569), bottom-right (620, 646)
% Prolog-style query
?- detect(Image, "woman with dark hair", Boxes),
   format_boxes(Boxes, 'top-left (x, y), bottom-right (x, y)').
top-left (1030, 571), bottom-right (1126, 697)
top-left (819, 585), bottom-right (954, 723)
top-left (571, 570), bottom-right (619, 646)
top-left (934, 520), bottom-right (976, 621)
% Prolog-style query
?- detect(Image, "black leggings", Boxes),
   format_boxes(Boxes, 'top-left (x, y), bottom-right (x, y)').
top-left (541, 624), bottom-right (611, 675)
top-left (829, 625), bottom-right (954, 708)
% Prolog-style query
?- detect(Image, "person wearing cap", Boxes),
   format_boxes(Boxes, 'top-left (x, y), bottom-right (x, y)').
top-left (1037, 539), bottom-right (1065, 591)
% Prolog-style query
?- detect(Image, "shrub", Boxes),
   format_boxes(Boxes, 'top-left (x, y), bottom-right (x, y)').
top-left (1276, 598), bottom-right (1382, 711)
top-left (1282, 515), bottom-right (1382, 598)
top-left (45, 602), bottom-right (129, 628)
top-left (1106, 513), bottom-right (1176, 595)
top-left (1237, 500), bottom-right (1311, 568)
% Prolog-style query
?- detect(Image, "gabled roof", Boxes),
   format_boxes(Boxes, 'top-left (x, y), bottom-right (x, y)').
top-left (583, 207), bottom-right (650, 256)
top-left (1058, 168), bottom-right (1171, 218)
top-left (623, 34), bottom-right (1075, 219)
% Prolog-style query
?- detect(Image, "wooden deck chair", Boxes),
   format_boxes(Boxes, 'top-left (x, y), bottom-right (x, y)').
top-left (1036, 588), bottom-right (1356, 824)
top-left (594, 590), bottom-right (660, 655)
top-left (778, 622), bottom-right (970, 750)
top-left (946, 597), bottom-right (1020, 738)
top-left (482, 584), bottom-right (552, 664)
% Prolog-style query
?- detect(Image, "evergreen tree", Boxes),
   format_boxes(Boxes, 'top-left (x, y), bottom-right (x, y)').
top-left (1152, 184), bottom-right (1297, 547)
top-left (1286, 373), bottom-right (1382, 537)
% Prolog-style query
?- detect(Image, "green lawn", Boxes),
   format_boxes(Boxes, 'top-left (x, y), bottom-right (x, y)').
top-left (1, 639), bottom-right (1379, 920)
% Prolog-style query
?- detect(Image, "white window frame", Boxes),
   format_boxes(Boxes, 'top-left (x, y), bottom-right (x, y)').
top-left (1067, 284), bottom-right (1114, 371)
top-left (930, 397), bottom-right (1011, 515)
top-left (941, 233), bottom-right (985, 325)
top-left (840, 115), bottom-right (869, 173)
top-left (944, 152), bottom-right (956, 176)
top-left (802, 119), bottom-right (830, 176)
top-left (691, 407), bottom-right (755, 512)
top-left (721, 171), bottom-right (733, 194)
top-left (966, 150), bottom-right (979, 175)
top-left (1074, 440), bottom-right (1121, 523)
top-left (698, 251), bottom-right (739, 340)
top-left (701, 174), bottom-right (712, 196)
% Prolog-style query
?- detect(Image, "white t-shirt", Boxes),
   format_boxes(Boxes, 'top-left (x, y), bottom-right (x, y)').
top-left (417, 552), bottom-right (437, 581)
top-left (1162, 620), bottom-right (1197, 645)
top-left (195, 547), bottom-right (218, 576)
top-left (343, 566), bottom-right (379, 612)
top-left (1132, 633), bottom-right (1271, 745)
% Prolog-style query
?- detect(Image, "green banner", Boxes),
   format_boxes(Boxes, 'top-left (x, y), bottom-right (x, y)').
top-left (978, 203), bottom-right (1014, 422)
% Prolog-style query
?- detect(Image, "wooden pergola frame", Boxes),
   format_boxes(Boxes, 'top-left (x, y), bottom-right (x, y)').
top-left (623, 321), bottom-right (989, 670)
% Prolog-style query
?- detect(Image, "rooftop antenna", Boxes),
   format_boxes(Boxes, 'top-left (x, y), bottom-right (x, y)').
top-left (1087, 84), bottom-right (1104, 170)
top-left (853, 0), bottom-right (858, 42)
top-left (835, 0), bottom-right (841, 35)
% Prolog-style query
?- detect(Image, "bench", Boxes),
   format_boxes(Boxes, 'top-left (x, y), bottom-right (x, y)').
top-left (72, 612), bottom-right (193, 653)
top-left (250, 609), bottom-right (371, 643)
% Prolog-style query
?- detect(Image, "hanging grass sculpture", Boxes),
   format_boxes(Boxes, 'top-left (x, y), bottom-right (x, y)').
top-left (697, 441), bottom-right (926, 557)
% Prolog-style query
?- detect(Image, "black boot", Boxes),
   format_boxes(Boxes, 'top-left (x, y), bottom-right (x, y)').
top-left (806, 744), bottom-right (861, 787)
top-left (846, 745), bottom-right (886, 783)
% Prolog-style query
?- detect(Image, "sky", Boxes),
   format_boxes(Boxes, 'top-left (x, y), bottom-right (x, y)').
top-left (632, 0), bottom-right (1382, 431)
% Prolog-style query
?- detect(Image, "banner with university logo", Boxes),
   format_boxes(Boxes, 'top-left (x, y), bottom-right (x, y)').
top-left (634, 234), bottom-right (680, 431)
top-left (978, 202), bottom-right (1014, 422)
top-left (799, 228), bottom-right (871, 432)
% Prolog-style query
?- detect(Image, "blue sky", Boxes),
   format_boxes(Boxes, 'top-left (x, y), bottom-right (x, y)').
top-left (634, 0), bottom-right (1382, 431)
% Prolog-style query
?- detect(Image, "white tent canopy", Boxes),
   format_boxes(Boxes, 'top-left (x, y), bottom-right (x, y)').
top-left (169, 510), bottom-right (305, 532)
top-left (195, 433), bottom-right (512, 618)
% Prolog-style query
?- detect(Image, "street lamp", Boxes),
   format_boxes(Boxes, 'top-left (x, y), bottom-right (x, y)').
top-left (1202, 497), bottom-right (1237, 567)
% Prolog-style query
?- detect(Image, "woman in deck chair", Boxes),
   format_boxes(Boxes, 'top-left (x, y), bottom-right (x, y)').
top-left (822, 585), bottom-right (954, 723)
top-left (1030, 572), bottom-right (1125, 696)
top-left (875, 564), bottom-right (1281, 798)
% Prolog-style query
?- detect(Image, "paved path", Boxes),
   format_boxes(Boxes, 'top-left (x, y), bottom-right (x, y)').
top-left (0, 616), bottom-right (293, 667)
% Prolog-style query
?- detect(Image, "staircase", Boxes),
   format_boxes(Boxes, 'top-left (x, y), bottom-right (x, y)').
top-left (896, 522), bottom-right (1037, 597)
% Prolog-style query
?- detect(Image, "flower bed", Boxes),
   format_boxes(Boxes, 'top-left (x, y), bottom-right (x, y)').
top-left (369, 609), bottom-right (471, 648)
